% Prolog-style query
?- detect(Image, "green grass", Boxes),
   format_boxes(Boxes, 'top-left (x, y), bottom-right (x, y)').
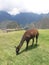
top-left (0, 29), bottom-right (49, 65)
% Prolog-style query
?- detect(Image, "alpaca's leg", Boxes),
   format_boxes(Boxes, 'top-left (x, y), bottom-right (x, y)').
top-left (32, 38), bottom-right (34, 46)
top-left (26, 40), bottom-right (29, 49)
top-left (36, 35), bottom-right (38, 46)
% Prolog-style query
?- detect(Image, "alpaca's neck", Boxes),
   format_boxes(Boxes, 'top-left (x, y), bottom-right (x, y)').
top-left (18, 37), bottom-right (25, 50)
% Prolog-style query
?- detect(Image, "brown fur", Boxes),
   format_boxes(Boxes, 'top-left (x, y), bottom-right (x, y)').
top-left (16, 29), bottom-right (39, 54)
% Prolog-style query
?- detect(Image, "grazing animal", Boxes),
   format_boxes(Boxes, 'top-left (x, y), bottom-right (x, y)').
top-left (16, 29), bottom-right (39, 54)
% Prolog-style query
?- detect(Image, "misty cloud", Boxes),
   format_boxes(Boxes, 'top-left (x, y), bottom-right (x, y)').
top-left (0, 0), bottom-right (49, 15)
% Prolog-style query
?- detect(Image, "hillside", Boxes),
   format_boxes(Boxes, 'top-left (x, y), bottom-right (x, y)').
top-left (25, 17), bottom-right (49, 29)
top-left (36, 17), bottom-right (49, 29)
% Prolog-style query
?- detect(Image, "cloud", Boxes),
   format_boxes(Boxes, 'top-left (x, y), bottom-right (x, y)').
top-left (0, 0), bottom-right (49, 15)
top-left (8, 8), bottom-right (20, 15)
top-left (0, 0), bottom-right (26, 15)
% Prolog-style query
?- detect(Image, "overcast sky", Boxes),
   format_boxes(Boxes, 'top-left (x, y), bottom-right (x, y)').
top-left (0, 0), bottom-right (49, 15)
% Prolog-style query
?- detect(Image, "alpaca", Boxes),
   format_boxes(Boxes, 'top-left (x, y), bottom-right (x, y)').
top-left (16, 29), bottom-right (39, 54)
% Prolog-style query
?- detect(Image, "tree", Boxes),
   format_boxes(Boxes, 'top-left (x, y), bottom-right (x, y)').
top-left (6, 21), bottom-right (20, 29)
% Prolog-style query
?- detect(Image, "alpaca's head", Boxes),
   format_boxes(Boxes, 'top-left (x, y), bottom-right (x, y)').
top-left (16, 46), bottom-right (20, 54)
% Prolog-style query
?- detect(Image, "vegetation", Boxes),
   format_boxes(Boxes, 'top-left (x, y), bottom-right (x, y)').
top-left (6, 21), bottom-right (20, 29)
top-left (0, 20), bottom-right (21, 29)
top-left (25, 17), bottom-right (49, 29)
top-left (0, 29), bottom-right (49, 65)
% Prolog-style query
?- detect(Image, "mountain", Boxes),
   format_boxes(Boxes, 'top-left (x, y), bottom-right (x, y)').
top-left (0, 11), bottom-right (49, 29)
top-left (14, 12), bottom-right (43, 26)
top-left (0, 11), bottom-right (43, 26)
top-left (0, 11), bottom-right (12, 22)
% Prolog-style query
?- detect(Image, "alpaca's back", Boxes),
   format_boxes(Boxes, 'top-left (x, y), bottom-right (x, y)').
top-left (23, 29), bottom-right (39, 39)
